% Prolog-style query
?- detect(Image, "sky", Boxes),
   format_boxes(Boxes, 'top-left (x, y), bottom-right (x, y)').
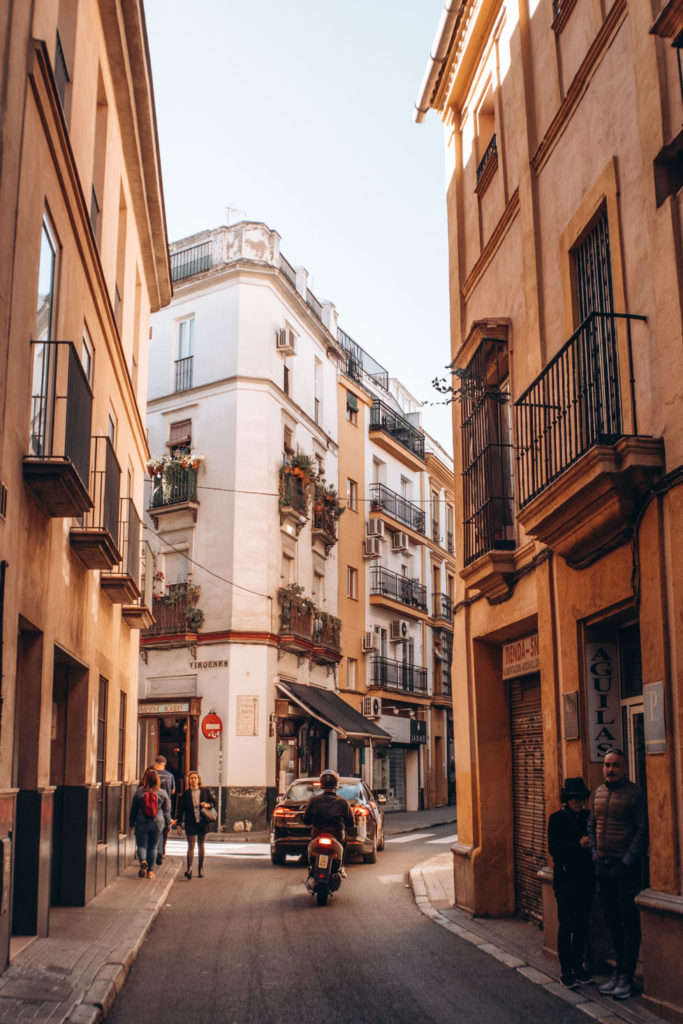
top-left (144, 0), bottom-right (454, 454)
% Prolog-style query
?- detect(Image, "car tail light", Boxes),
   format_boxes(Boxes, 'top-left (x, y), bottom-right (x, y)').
top-left (273, 807), bottom-right (296, 818)
top-left (318, 836), bottom-right (334, 846)
top-left (354, 807), bottom-right (369, 818)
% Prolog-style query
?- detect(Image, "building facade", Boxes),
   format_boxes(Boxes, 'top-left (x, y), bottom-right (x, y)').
top-left (336, 332), bottom-right (456, 811)
top-left (416, 0), bottom-right (683, 1015)
top-left (0, 0), bottom-right (170, 964)
top-left (140, 222), bottom-right (388, 830)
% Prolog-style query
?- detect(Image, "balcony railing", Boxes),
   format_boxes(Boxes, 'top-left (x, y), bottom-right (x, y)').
top-left (174, 356), bottom-right (193, 392)
top-left (70, 436), bottom-right (121, 568)
top-left (515, 312), bottom-right (644, 509)
top-left (312, 612), bottom-right (341, 654)
top-left (279, 254), bottom-right (297, 288)
top-left (476, 133), bottom-right (498, 184)
top-left (370, 482), bottom-right (425, 533)
top-left (370, 655), bottom-right (427, 694)
top-left (337, 328), bottom-right (389, 390)
top-left (447, 531), bottom-right (454, 554)
top-left (150, 463), bottom-right (198, 509)
top-left (90, 186), bottom-right (100, 238)
top-left (142, 581), bottom-right (200, 638)
top-left (278, 599), bottom-right (312, 640)
top-left (312, 506), bottom-right (337, 545)
top-left (370, 565), bottom-right (427, 611)
top-left (370, 399), bottom-right (425, 460)
top-left (170, 242), bottom-right (211, 282)
top-left (306, 288), bottom-right (323, 322)
top-left (432, 593), bottom-right (453, 621)
top-left (24, 341), bottom-right (93, 515)
top-left (279, 467), bottom-right (308, 517)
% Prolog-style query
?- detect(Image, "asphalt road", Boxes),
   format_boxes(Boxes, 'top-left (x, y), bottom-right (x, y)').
top-left (108, 823), bottom-right (585, 1024)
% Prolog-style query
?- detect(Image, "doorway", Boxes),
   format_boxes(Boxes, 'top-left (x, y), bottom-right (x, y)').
top-left (510, 675), bottom-right (546, 922)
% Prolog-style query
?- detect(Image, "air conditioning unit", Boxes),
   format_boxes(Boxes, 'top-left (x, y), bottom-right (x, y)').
top-left (363, 537), bottom-right (381, 558)
top-left (390, 619), bottom-right (409, 641)
top-left (366, 519), bottom-right (385, 538)
top-left (361, 631), bottom-right (380, 652)
top-left (276, 328), bottom-right (296, 355)
top-left (362, 695), bottom-right (382, 719)
top-left (392, 530), bottom-right (409, 552)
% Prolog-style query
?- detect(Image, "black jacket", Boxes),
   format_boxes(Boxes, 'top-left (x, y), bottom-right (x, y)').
top-left (175, 786), bottom-right (216, 836)
top-left (548, 807), bottom-right (594, 889)
top-left (303, 790), bottom-right (355, 843)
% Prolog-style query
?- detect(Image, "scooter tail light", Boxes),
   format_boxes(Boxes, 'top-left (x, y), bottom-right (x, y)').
top-left (318, 836), bottom-right (333, 846)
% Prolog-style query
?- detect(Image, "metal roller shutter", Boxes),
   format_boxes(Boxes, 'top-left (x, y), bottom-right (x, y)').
top-left (386, 746), bottom-right (406, 811)
top-left (510, 677), bottom-right (545, 922)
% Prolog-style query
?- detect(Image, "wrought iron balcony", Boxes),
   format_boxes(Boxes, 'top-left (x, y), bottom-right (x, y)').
top-left (279, 465), bottom-right (309, 533)
top-left (370, 565), bottom-right (427, 612)
top-left (150, 463), bottom-right (198, 509)
top-left (311, 612), bottom-right (342, 664)
top-left (370, 482), bottom-right (425, 533)
top-left (174, 356), bottom-right (193, 392)
top-left (370, 399), bottom-right (425, 461)
top-left (432, 593), bottom-right (453, 622)
top-left (170, 241), bottom-right (211, 282)
top-left (142, 581), bottom-right (201, 638)
top-left (476, 133), bottom-right (497, 184)
top-left (70, 436), bottom-right (121, 569)
top-left (447, 531), bottom-right (454, 554)
top-left (123, 540), bottom-right (155, 629)
top-left (515, 312), bottom-right (646, 509)
top-left (24, 341), bottom-right (93, 516)
top-left (370, 655), bottom-right (427, 694)
top-left (101, 498), bottom-right (142, 604)
top-left (432, 519), bottom-right (440, 543)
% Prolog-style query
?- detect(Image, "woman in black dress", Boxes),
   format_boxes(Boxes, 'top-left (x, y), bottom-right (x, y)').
top-left (175, 770), bottom-right (216, 878)
top-left (548, 776), bottom-right (595, 989)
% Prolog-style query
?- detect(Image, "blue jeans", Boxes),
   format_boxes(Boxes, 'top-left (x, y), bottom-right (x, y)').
top-left (135, 819), bottom-right (160, 867)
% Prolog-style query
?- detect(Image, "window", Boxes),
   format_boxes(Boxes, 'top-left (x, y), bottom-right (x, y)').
top-left (107, 411), bottom-right (117, 446)
top-left (281, 551), bottom-right (294, 584)
top-left (461, 338), bottom-right (514, 565)
top-left (346, 390), bottom-right (358, 424)
top-left (169, 419), bottom-right (192, 457)
top-left (574, 206), bottom-right (614, 324)
top-left (176, 317), bottom-right (194, 391)
top-left (314, 358), bottom-right (322, 425)
top-left (346, 478), bottom-right (357, 512)
top-left (474, 84), bottom-right (498, 194)
top-left (446, 505), bottom-right (454, 553)
top-left (312, 571), bottom-right (324, 605)
top-left (283, 362), bottom-right (290, 396)
top-left (118, 691), bottom-right (127, 832)
top-left (283, 426), bottom-right (294, 455)
top-left (81, 327), bottom-right (93, 383)
top-left (36, 219), bottom-right (57, 341)
top-left (432, 490), bottom-right (440, 542)
top-left (96, 676), bottom-right (108, 844)
top-left (346, 658), bottom-right (357, 691)
top-left (54, 30), bottom-right (70, 111)
top-left (91, 69), bottom-right (108, 245)
top-left (400, 476), bottom-right (410, 499)
top-left (346, 566), bottom-right (358, 600)
top-left (114, 185), bottom-right (127, 330)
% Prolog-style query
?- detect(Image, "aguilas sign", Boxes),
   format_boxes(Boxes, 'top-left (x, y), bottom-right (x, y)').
top-left (585, 642), bottom-right (622, 761)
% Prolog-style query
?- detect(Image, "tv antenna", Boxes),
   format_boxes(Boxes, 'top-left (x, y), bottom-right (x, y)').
top-left (225, 204), bottom-right (246, 226)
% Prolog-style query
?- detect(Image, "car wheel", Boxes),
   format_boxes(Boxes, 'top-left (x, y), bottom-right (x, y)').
top-left (363, 839), bottom-right (377, 864)
top-left (270, 849), bottom-right (286, 865)
top-left (377, 827), bottom-right (385, 852)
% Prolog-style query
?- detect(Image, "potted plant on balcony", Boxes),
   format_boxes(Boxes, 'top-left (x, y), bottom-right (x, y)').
top-left (279, 452), bottom-right (316, 517)
top-left (277, 582), bottom-right (315, 614)
top-left (184, 605), bottom-right (204, 632)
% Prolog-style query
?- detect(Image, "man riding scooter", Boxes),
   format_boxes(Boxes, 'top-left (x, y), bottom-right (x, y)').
top-left (304, 770), bottom-right (355, 882)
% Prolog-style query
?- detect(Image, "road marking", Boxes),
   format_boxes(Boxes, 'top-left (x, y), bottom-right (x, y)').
top-left (426, 833), bottom-right (459, 845)
top-left (378, 874), bottom-right (406, 884)
top-left (165, 840), bottom-right (270, 858)
top-left (384, 832), bottom-right (436, 844)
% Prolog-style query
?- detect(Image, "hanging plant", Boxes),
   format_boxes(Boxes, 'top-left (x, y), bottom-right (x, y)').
top-left (275, 742), bottom-right (287, 758)
top-left (184, 605), bottom-right (204, 631)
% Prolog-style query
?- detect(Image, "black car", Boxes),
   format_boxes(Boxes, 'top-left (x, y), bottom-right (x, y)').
top-left (270, 776), bottom-right (385, 865)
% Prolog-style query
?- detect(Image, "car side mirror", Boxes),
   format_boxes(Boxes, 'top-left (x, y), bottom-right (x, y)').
top-left (376, 793), bottom-right (387, 804)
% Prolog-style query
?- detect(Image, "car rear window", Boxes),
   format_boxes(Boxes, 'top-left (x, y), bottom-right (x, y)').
top-left (337, 785), bottom-right (363, 802)
top-left (287, 782), bottom-right (318, 801)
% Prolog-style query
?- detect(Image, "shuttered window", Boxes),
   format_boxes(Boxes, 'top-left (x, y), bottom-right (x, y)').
top-left (510, 677), bottom-right (546, 921)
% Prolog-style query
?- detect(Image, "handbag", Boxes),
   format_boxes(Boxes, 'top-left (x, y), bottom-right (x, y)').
top-left (201, 805), bottom-right (218, 822)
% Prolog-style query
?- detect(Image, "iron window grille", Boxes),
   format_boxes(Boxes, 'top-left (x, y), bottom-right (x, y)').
top-left (461, 338), bottom-right (515, 566)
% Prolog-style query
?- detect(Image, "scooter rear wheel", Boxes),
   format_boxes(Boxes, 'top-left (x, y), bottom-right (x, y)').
top-left (316, 883), bottom-right (329, 906)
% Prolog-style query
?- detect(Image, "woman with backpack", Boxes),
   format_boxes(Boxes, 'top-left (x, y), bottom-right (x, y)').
top-left (129, 767), bottom-right (172, 879)
top-left (175, 770), bottom-right (217, 878)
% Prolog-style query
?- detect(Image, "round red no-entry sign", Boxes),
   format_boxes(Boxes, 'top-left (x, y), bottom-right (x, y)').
top-left (202, 713), bottom-right (222, 739)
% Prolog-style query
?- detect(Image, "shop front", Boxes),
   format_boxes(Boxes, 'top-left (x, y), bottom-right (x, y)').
top-left (373, 714), bottom-right (426, 811)
top-left (137, 697), bottom-right (202, 807)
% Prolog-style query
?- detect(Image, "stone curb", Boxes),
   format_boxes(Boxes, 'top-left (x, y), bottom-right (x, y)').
top-left (64, 862), bottom-right (180, 1024)
top-left (409, 863), bottom-right (658, 1024)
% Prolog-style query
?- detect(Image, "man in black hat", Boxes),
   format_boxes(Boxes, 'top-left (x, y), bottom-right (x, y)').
top-left (548, 776), bottom-right (595, 989)
top-left (588, 748), bottom-right (648, 1000)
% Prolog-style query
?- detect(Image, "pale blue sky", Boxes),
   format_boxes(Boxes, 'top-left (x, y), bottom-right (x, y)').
top-left (144, 0), bottom-right (453, 452)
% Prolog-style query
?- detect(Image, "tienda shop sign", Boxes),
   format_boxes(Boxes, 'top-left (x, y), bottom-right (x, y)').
top-left (502, 634), bottom-right (540, 679)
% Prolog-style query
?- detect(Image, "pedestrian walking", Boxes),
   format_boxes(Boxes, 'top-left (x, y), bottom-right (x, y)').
top-left (153, 754), bottom-right (176, 865)
top-left (129, 767), bottom-right (172, 879)
top-left (548, 777), bottom-right (595, 989)
top-left (175, 770), bottom-right (217, 879)
top-left (587, 748), bottom-right (648, 1000)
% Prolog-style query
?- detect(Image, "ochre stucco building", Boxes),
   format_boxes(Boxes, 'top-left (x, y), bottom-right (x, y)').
top-left (0, 0), bottom-right (170, 966)
top-left (416, 0), bottom-right (683, 1016)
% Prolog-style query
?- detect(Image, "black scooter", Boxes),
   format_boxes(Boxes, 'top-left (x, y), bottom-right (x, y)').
top-left (305, 833), bottom-right (343, 906)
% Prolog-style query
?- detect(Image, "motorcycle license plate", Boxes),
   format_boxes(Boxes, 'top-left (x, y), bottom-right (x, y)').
top-left (318, 854), bottom-right (328, 868)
